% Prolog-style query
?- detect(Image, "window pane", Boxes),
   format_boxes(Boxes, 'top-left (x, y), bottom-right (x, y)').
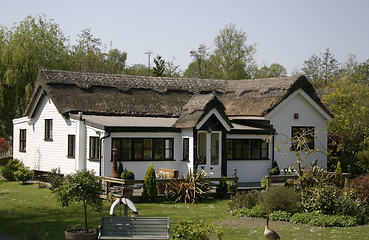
top-left (134, 139), bottom-right (143, 160)
top-left (261, 141), bottom-right (269, 159)
top-left (226, 139), bottom-right (232, 159)
top-left (164, 139), bottom-right (173, 159)
top-left (250, 140), bottom-right (260, 159)
top-left (211, 133), bottom-right (219, 165)
top-left (198, 132), bottom-right (207, 164)
top-left (122, 139), bottom-right (131, 160)
top-left (242, 140), bottom-right (250, 159)
top-left (183, 138), bottom-right (189, 161)
top-left (68, 135), bottom-right (75, 157)
top-left (143, 139), bottom-right (152, 160)
top-left (153, 139), bottom-right (164, 160)
top-left (234, 140), bottom-right (242, 159)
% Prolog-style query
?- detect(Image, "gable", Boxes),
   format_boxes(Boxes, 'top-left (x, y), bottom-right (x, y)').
top-left (265, 89), bottom-right (333, 122)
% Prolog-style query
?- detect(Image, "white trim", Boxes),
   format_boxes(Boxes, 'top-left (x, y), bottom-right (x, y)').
top-left (196, 109), bottom-right (231, 131)
top-left (27, 87), bottom-right (45, 118)
top-left (12, 117), bottom-right (30, 125)
top-left (265, 89), bottom-right (332, 121)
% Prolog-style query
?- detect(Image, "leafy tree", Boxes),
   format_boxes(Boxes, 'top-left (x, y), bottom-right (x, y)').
top-left (153, 55), bottom-right (166, 77)
top-left (255, 63), bottom-right (287, 78)
top-left (53, 170), bottom-right (103, 233)
top-left (0, 15), bottom-right (70, 136)
top-left (184, 44), bottom-right (211, 78)
top-left (125, 64), bottom-right (149, 76)
top-left (323, 77), bottom-right (369, 174)
top-left (106, 48), bottom-right (127, 74)
top-left (164, 58), bottom-right (181, 77)
top-left (211, 23), bottom-right (257, 79)
top-left (301, 48), bottom-right (339, 87)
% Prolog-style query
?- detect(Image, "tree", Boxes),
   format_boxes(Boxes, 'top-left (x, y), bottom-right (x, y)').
top-left (184, 44), bottom-right (211, 78)
top-left (322, 77), bottom-right (369, 174)
top-left (142, 163), bottom-right (157, 202)
top-left (0, 15), bottom-right (70, 137)
top-left (153, 55), bottom-right (166, 77)
top-left (53, 170), bottom-right (103, 233)
top-left (72, 28), bottom-right (107, 73)
top-left (255, 63), bottom-right (287, 78)
top-left (125, 64), bottom-right (149, 76)
top-left (301, 48), bottom-right (339, 87)
top-left (211, 23), bottom-right (257, 80)
top-left (106, 48), bottom-right (127, 74)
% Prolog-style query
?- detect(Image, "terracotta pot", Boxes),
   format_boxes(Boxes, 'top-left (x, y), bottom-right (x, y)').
top-left (64, 228), bottom-right (98, 240)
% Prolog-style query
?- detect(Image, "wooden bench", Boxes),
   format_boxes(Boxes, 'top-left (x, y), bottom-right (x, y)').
top-left (98, 217), bottom-right (169, 240)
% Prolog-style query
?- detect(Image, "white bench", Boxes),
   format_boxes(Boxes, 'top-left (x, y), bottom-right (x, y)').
top-left (98, 217), bottom-right (169, 240)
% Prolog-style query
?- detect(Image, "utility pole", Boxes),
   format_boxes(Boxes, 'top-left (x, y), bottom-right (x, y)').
top-left (145, 51), bottom-right (152, 76)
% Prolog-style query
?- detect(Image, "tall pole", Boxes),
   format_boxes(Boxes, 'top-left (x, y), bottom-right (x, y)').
top-left (145, 51), bottom-right (152, 76)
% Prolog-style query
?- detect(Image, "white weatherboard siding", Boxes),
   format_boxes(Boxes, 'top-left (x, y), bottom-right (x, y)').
top-left (13, 95), bottom-right (78, 174)
top-left (104, 132), bottom-right (183, 180)
top-left (179, 128), bottom-right (194, 176)
top-left (269, 91), bottom-right (329, 170)
top-left (226, 134), bottom-right (272, 182)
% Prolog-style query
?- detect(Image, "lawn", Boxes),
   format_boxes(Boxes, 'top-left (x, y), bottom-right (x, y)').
top-left (0, 179), bottom-right (368, 240)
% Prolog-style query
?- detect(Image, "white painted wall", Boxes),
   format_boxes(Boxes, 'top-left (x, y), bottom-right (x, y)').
top-left (13, 95), bottom-right (101, 175)
top-left (268, 91), bottom-right (329, 171)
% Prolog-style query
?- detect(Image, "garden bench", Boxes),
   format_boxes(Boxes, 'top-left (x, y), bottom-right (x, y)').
top-left (98, 217), bottom-right (169, 240)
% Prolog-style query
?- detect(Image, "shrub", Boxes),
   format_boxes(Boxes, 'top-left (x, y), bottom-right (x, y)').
top-left (0, 137), bottom-right (9, 154)
top-left (215, 177), bottom-right (228, 199)
top-left (298, 165), bottom-right (332, 189)
top-left (14, 165), bottom-right (34, 183)
top-left (47, 168), bottom-right (63, 190)
top-left (334, 161), bottom-right (344, 188)
top-left (269, 161), bottom-right (280, 175)
top-left (350, 174), bottom-right (369, 204)
top-left (167, 171), bottom-right (209, 203)
top-left (228, 190), bottom-right (262, 211)
top-left (270, 210), bottom-right (291, 222)
top-left (232, 203), bottom-right (265, 218)
top-left (142, 163), bottom-right (157, 202)
top-left (302, 185), bottom-right (340, 214)
top-left (121, 169), bottom-right (135, 180)
top-left (52, 170), bottom-right (103, 232)
top-left (1, 159), bottom-right (21, 181)
top-left (291, 212), bottom-right (357, 227)
top-left (173, 219), bottom-right (223, 240)
top-left (263, 186), bottom-right (301, 213)
top-left (334, 195), bottom-right (369, 225)
top-left (118, 162), bottom-right (124, 178)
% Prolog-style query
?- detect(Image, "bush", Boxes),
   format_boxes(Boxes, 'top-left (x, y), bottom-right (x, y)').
top-left (1, 159), bottom-right (21, 181)
top-left (47, 168), bottom-right (63, 190)
top-left (14, 165), bottom-right (33, 183)
top-left (228, 190), bottom-right (262, 211)
top-left (121, 169), bottom-right (135, 180)
top-left (263, 187), bottom-right (301, 214)
top-left (215, 177), bottom-right (228, 199)
top-left (142, 163), bottom-right (157, 202)
top-left (291, 212), bottom-right (357, 227)
top-left (302, 185), bottom-right (340, 214)
top-left (232, 204), bottom-right (265, 218)
top-left (334, 161), bottom-right (344, 188)
top-left (269, 161), bottom-right (280, 175)
top-left (167, 171), bottom-right (209, 203)
top-left (350, 174), bottom-right (369, 204)
top-left (334, 195), bottom-right (369, 225)
top-left (270, 210), bottom-right (291, 222)
top-left (173, 219), bottom-right (223, 240)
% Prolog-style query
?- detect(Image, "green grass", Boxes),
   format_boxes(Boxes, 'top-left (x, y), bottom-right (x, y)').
top-left (0, 179), bottom-right (369, 240)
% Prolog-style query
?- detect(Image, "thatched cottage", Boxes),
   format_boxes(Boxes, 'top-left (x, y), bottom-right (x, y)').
top-left (13, 69), bottom-right (332, 183)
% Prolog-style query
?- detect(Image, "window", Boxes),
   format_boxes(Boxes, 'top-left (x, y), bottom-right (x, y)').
top-left (226, 139), bottom-right (269, 160)
top-left (19, 129), bottom-right (26, 152)
top-left (89, 137), bottom-right (100, 160)
top-left (291, 127), bottom-right (315, 150)
top-left (183, 138), bottom-right (189, 161)
top-left (44, 119), bottom-right (53, 140)
top-left (67, 135), bottom-right (75, 158)
top-left (112, 138), bottom-right (174, 161)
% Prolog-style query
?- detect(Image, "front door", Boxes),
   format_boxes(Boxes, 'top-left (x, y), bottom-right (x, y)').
top-left (197, 131), bottom-right (222, 177)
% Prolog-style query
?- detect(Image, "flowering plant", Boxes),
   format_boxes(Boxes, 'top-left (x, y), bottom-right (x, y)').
top-left (0, 138), bottom-right (9, 154)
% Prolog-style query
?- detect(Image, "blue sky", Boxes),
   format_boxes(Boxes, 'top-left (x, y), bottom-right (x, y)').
top-left (1, 0), bottom-right (368, 75)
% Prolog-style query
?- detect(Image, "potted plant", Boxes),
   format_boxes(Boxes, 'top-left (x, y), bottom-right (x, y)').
top-left (269, 161), bottom-right (280, 175)
top-left (52, 170), bottom-right (103, 240)
top-left (121, 169), bottom-right (135, 198)
top-left (156, 171), bottom-right (168, 195)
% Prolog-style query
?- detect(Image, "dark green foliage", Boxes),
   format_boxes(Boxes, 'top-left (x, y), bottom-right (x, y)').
top-left (216, 177), bottom-right (228, 199)
top-left (118, 163), bottom-right (124, 178)
top-left (52, 170), bottom-right (103, 232)
top-left (334, 195), bottom-right (369, 225)
top-left (1, 158), bottom-right (21, 181)
top-left (153, 55), bottom-right (166, 77)
top-left (121, 169), bottom-right (135, 180)
top-left (173, 219), bottom-right (223, 240)
top-left (350, 174), bottom-right (369, 204)
top-left (334, 161), bottom-right (344, 188)
top-left (290, 212), bottom-right (357, 227)
top-left (270, 211), bottom-right (291, 222)
top-left (263, 187), bottom-right (301, 214)
top-left (47, 168), bottom-right (63, 190)
top-left (232, 204), bottom-right (265, 218)
top-left (14, 165), bottom-right (33, 183)
top-left (228, 190), bottom-right (262, 211)
top-left (298, 165), bottom-right (332, 189)
top-left (142, 163), bottom-right (157, 202)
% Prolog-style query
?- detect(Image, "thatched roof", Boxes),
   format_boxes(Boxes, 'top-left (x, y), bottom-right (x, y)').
top-left (25, 69), bottom-right (331, 126)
